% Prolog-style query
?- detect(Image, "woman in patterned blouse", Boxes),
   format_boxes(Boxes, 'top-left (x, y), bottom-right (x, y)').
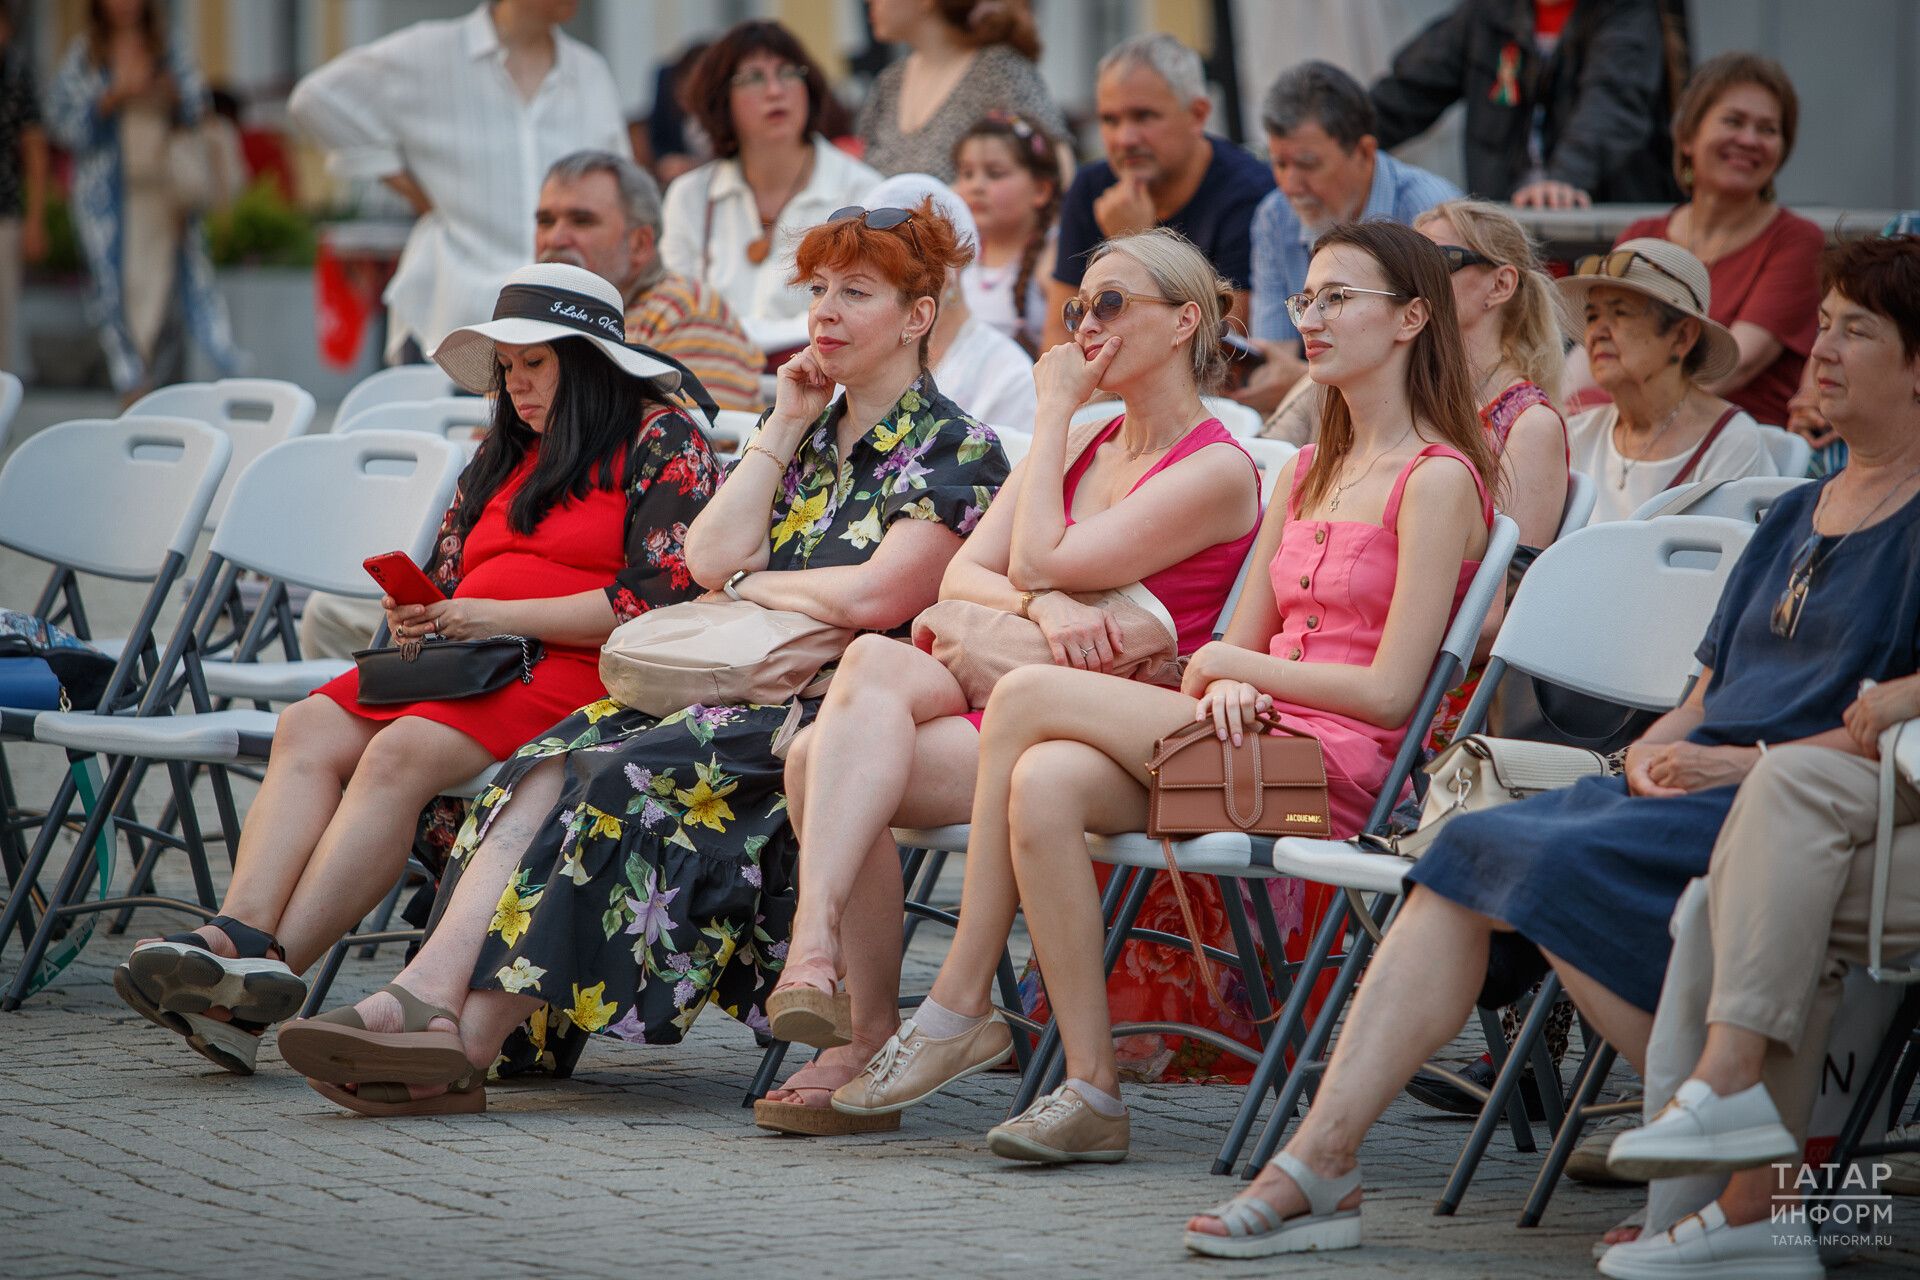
top-left (281, 199), bottom-right (1010, 1116)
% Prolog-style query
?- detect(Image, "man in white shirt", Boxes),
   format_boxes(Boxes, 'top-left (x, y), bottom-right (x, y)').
top-left (290, 1), bottom-right (627, 362)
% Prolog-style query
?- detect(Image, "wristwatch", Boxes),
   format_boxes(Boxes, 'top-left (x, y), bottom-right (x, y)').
top-left (724, 569), bottom-right (752, 601)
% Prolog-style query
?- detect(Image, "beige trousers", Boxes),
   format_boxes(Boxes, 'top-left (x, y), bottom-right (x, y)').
top-left (297, 592), bottom-right (385, 662)
top-left (1643, 743), bottom-right (1920, 1231)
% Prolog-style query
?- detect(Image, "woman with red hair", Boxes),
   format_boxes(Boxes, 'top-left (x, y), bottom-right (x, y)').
top-left (282, 199), bottom-right (1010, 1117)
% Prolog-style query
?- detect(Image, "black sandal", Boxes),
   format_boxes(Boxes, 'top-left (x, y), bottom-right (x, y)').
top-left (120, 914), bottom-right (308, 1028)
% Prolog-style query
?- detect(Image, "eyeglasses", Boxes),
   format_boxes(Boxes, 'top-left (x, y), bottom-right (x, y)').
top-left (1573, 250), bottom-right (1704, 313)
top-left (730, 64), bottom-right (807, 91)
top-left (827, 205), bottom-right (915, 231)
top-left (1062, 288), bottom-right (1178, 333)
top-left (1769, 531), bottom-right (1824, 640)
top-left (1284, 285), bottom-right (1408, 327)
top-left (1436, 244), bottom-right (1494, 273)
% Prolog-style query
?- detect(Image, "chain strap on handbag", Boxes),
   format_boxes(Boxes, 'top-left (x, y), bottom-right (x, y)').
top-left (1390, 734), bottom-right (1618, 860)
top-left (352, 633), bottom-right (546, 706)
top-left (1143, 708), bottom-right (1331, 1013)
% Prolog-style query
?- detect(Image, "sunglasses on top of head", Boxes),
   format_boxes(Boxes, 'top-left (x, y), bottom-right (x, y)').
top-left (828, 205), bottom-right (915, 231)
top-left (1062, 288), bottom-right (1178, 333)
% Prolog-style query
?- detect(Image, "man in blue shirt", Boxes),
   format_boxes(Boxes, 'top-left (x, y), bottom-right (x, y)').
top-left (1044, 33), bottom-right (1273, 351)
top-left (1232, 61), bottom-right (1460, 414)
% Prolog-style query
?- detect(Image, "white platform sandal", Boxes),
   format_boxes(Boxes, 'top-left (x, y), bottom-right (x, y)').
top-left (1183, 1152), bottom-right (1362, 1258)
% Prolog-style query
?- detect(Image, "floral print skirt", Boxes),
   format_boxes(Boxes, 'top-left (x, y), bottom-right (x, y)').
top-left (430, 696), bottom-right (811, 1077)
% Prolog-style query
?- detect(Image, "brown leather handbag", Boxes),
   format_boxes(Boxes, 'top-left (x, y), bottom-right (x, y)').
top-left (1143, 710), bottom-right (1332, 1005)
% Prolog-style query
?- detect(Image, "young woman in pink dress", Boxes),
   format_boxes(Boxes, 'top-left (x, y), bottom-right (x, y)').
top-left (825, 220), bottom-right (1499, 1165)
top-left (759, 228), bottom-right (1261, 1133)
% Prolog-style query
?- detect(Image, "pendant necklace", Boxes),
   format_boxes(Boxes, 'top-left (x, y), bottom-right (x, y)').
top-left (1616, 399), bottom-right (1687, 490)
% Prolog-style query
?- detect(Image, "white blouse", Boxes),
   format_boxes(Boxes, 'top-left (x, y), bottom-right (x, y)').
top-left (289, 4), bottom-right (627, 360)
top-left (934, 317), bottom-right (1037, 431)
top-left (660, 137), bottom-right (881, 355)
top-left (1567, 403), bottom-right (1779, 524)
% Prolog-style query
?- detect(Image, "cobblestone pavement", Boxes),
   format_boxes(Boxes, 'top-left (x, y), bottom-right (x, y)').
top-left (4, 394), bottom-right (1918, 1277)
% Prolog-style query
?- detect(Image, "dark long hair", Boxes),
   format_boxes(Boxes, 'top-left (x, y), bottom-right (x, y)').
top-left (680, 20), bottom-right (849, 159)
top-left (456, 338), bottom-right (671, 537)
top-left (1302, 221), bottom-right (1502, 512)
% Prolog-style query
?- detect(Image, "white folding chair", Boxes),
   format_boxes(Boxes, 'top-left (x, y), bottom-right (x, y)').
top-left (1557, 469), bottom-right (1596, 540)
top-left (997, 427), bottom-right (1031, 468)
top-left (1201, 396), bottom-right (1267, 438)
top-left (707, 409), bottom-right (763, 457)
top-left (127, 379), bottom-right (319, 529)
top-left (1631, 474), bottom-right (1811, 524)
top-left (1229, 516), bottom-right (1757, 1193)
top-left (337, 396), bottom-right (492, 457)
top-left (1756, 423), bottom-right (1813, 478)
top-left (0, 418), bottom-right (232, 967)
top-left (3, 432), bottom-right (466, 1005)
top-left (0, 370), bottom-right (22, 455)
top-left (333, 363), bottom-right (459, 431)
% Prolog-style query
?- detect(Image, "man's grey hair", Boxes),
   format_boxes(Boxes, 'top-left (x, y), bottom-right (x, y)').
top-left (544, 149), bottom-right (664, 234)
top-left (1097, 32), bottom-right (1207, 104)
top-left (1260, 61), bottom-right (1376, 151)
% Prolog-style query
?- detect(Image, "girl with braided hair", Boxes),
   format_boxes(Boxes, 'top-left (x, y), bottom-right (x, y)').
top-left (955, 111), bottom-right (1063, 356)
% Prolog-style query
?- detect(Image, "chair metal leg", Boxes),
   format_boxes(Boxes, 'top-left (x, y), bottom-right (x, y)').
top-left (354, 874), bottom-right (410, 961)
top-left (899, 848), bottom-right (948, 951)
top-left (1822, 988), bottom-right (1920, 1192)
top-left (0, 770), bottom-right (80, 958)
top-left (1219, 884), bottom-right (1277, 1034)
top-left (743, 1038), bottom-right (791, 1106)
top-left (162, 761), bottom-right (218, 910)
top-left (1435, 976), bottom-right (1565, 1215)
top-left (1518, 1033), bottom-right (1618, 1228)
top-left (298, 940), bottom-right (350, 1018)
top-left (1210, 888), bottom-right (1349, 1175)
top-left (3, 755), bottom-right (134, 1008)
top-left (994, 947), bottom-right (1033, 1074)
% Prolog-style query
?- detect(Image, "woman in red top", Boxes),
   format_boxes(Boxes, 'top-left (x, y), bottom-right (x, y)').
top-left (114, 264), bottom-right (720, 1075)
top-left (1614, 53), bottom-right (1822, 429)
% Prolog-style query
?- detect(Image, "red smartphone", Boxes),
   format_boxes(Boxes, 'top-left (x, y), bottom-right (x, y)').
top-left (363, 552), bottom-right (445, 607)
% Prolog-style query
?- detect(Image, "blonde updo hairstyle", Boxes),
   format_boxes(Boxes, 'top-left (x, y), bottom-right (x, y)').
top-left (1413, 198), bottom-right (1574, 405)
top-left (1081, 227), bottom-right (1235, 393)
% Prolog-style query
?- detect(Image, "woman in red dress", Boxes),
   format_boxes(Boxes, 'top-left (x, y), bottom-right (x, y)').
top-left (113, 264), bottom-right (721, 1075)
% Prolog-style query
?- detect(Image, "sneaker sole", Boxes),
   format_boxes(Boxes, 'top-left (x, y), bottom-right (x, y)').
top-left (113, 966), bottom-right (256, 1075)
top-left (831, 1041), bottom-right (1013, 1116)
top-left (1183, 1212), bottom-right (1361, 1258)
top-left (126, 944), bottom-right (307, 1025)
top-left (986, 1127), bottom-right (1127, 1164)
top-left (1605, 1128), bottom-right (1799, 1181)
top-left (1597, 1245), bottom-right (1823, 1279)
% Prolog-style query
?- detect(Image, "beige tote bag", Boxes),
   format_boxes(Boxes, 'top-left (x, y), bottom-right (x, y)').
top-left (599, 599), bottom-right (853, 717)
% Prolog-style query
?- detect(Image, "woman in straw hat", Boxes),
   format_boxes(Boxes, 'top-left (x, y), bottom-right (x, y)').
top-left (113, 263), bottom-right (721, 1077)
top-left (1563, 237), bottom-right (1780, 524)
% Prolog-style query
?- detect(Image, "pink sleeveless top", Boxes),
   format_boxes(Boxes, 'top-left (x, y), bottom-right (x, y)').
top-left (1262, 442), bottom-right (1494, 835)
top-left (1064, 415), bottom-right (1262, 654)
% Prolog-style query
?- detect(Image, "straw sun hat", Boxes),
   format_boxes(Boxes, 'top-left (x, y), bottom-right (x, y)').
top-left (432, 263), bottom-right (683, 396)
top-left (1554, 237), bottom-right (1740, 383)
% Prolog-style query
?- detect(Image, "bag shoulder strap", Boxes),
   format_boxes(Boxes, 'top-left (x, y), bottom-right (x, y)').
top-left (1672, 407), bottom-right (1742, 487)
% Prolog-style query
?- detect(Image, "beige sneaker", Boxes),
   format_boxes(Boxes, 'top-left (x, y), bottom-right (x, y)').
top-left (988, 1084), bottom-right (1129, 1164)
top-left (830, 1014), bottom-right (1012, 1115)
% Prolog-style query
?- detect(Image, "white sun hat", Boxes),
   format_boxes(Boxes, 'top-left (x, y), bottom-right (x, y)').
top-left (1555, 238), bottom-right (1741, 383)
top-left (432, 263), bottom-right (684, 396)
top-left (859, 172), bottom-right (979, 256)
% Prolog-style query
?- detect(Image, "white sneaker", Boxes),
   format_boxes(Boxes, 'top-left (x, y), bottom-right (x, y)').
top-left (1606, 1080), bottom-right (1797, 1180)
top-left (1882, 1122), bottom-right (1920, 1195)
top-left (1596, 1201), bottom-right (1823, 1279)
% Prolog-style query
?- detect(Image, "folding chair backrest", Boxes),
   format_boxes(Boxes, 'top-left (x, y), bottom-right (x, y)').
top-left (1756, 424), bottom-right (1812, 479)
top-left (337, 397), bottom-right (492, 449)
top-left (1440, 513), bottom-right (1521, 668)
top-left (0, 416), bottom-right (231, 580)
top-left (1240, 437), bottom-right (1295, 505)
top-left (1631, 475), bottom-right (1810, 524)
top-left (127, 379), bottom-right (319, 529)
top-left (1200, 396), bottom-right (1266, 438)
top-left (1557, 468), bottom-right (1596, 540)
top-left (334, 363), bottom-right (459, 429)
top-left (207, 431), bottom-right (464, 597)
top-left (998, 427), bottom-right (1031, 468)
top-left (1491, 515), bottom-right (1754, 711)
top-left (708, 409), bottom-right (762, 455)
top-left (0, 370), bottom-right (21, 454)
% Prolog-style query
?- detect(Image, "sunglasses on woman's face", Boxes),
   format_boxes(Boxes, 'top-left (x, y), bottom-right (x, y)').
top-left (1573, 249), bottom-right (1705, 313)
top-left (1437, 244), bottom-right (1494, 273)
top-left (827, 205), bottom-right (915, 231)
top-left (1062, 288), bottom-right (1177, 333)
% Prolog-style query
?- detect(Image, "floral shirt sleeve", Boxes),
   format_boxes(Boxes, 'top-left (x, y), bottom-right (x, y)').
top-left (751, 374), bottom-right (1011, 573)
top-left (607, 406), bottom-right (721, 622)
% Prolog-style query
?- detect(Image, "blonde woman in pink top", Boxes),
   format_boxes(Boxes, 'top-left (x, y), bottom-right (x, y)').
top-left (757, 228), bottom-right (1260, 1134)
top-left (825, 220), bottom-right (1498, 1166)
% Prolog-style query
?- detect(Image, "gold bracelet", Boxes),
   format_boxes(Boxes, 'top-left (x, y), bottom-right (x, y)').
top-left (744, 442), bottom-right (791, 470)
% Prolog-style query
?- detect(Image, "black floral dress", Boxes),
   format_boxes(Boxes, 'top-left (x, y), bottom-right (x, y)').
top-left (429, 376), bottom-right (1008, 1075)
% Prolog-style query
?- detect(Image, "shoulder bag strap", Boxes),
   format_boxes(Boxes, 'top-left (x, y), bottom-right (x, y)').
top-left (1672, 407), bottom-right (1741, 487)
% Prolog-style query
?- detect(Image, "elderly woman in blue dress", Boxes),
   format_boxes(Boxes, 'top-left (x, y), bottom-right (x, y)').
top-left (1183, 233), bottom-right (1920, 1265)
top-left (47, 0), bottom-right (242, 400)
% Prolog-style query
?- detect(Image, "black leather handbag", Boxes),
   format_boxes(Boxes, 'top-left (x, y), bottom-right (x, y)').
top-left (353, 634), bottom-right (545, 706)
